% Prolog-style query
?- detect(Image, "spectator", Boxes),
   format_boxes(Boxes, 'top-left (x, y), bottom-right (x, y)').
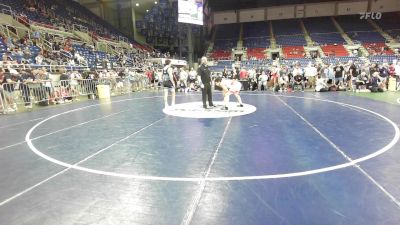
top-left (35, 53), bottom-right (44, 65)
top-left (315, 76), bottom-right (329, 92)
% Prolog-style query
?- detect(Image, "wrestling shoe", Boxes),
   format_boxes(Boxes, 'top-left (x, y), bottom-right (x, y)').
top-left (222, 106), bottom-right (228, 110)
top-left (238, 104), bottom-right (243, 107)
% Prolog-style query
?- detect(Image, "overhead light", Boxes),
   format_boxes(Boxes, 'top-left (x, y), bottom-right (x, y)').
top-left (146, 9), bottom-right (149, 12)
top-left (136, 3), bottom-right (139, 6)
top-left (154, 1), bottom-right (158, 4)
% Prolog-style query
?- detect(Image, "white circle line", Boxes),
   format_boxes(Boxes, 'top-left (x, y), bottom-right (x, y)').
top-left (25, 94), bottom-right (400, 182)
top-left (396, 98), bottom-right (400, 104)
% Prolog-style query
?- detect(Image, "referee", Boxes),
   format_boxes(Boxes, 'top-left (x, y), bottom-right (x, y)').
top-left (198, 57), bottom-right (215, 109)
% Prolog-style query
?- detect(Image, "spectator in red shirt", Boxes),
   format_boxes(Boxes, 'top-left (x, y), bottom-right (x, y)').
top-left (145, 68), bottom-right (154, 85)
top-left (239, 68), bottom-right (248, 80)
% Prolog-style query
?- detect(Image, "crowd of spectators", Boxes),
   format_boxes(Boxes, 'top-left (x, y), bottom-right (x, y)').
top-left (210, 59), bottom-right (400, 93)
top-left (0, 64), bottom-right (160, 113)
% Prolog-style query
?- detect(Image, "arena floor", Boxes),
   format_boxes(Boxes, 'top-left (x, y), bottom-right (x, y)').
top-left (1, 91), bottom-right (400, 225)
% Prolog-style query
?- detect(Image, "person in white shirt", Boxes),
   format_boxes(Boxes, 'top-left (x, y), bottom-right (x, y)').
top-left (393, 61), bottom-right (400, 89)
top-left (99, 69), bottom-right (108, 79)
top-left (68, 58), bottom-right (75, 66)
top-left (315, 76), bottom-right (329, 92)
top-left (292, 64), bottom-right (304, 77)
top-left (324, 64), bottom-right (335, 82)
top-left (258, 71), bottom-right (269, 91)
top-left (35, 53), bottom-right (44, 65)
top-left (74, 52), bottom-right (87, 65)
top-left (304, 63), bottom-right (317, 89)
top-left (292, 64), bottom-right (304, 90)
top-left (214, 77), bottom-right (243, 110)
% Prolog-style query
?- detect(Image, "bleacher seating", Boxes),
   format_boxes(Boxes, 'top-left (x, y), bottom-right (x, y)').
top-left (0, 0), bottom-right (138, 44)
top-left (243, 21), bottom-right (269, 38)
top-left (214, 24), bottom-right (240, 50)
top-left (244, 37), bottom-right (270, 48)
top-left (335, 15), bottom-right (374, 32)
top-left (369, 55), bottom-right (399, 63)
top-left (208, 60), bottom-right (234, 72)
top-left (283, 46), bottom-right (305, 58)
top-left (211, 50), bottom-right (231, 60)
top-left (73, 44), bottom-right (96, 67)
top-left (209, 13), bottom-right (399, 72)
top-left (211, 24), bottom-right (240, 60)
top-left (363, 43), bottom-right (393, 55)
top-left (243, 22), bottom-right (269, 49)
top-left (371, 12), bottom-right (400, 41)
top-left (0, 36), bottom-right (42, 64)
top-left (247, 48), bottom-right (265, 60)
top-left (0, 37), bottom-right (7, 56)
top-left (388, 30), bottom-right (400, 40)
top-left (272, 19), bottom-right (303, 35)
top-left (375, 12), bottom-right (400, 31)
top-left (321, 44), bottom-right (349, 57)
top-left (302, 17), bottom-right (346, 46)
top-left (242, 22), bottom-right (269, 57)
top-left (241, 59), bottom-right (272, 69)
top-left (215, 24), bottom-right (240, 40)
top-left (310, 33), bottom-right (345, 45)
top-left (279, 58), bottom-right (314, 67)
top-left (322, 56), bottom-right (363, 65)
top-left (303, 17), bottom-right (338, 34)
top-left (348, 31), bottom-right (386, 43)
top-left (213, 39), bottom-right (237, 50)
top-left (275, 35), bottom-right (307, 46)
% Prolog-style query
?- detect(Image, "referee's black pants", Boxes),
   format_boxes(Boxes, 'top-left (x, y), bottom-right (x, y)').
top-left (202, 83), bottom-right (214, 107)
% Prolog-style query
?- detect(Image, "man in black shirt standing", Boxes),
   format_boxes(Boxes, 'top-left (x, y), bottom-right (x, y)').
top-left (334, 63), bottom-right (344, 86)
top-left (198, 57), bottom-right (214, 109)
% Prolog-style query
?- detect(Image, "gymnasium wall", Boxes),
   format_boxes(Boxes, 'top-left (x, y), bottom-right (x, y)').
top-left (266, 6), bottom-right (295, 20)
top-left (213, 11), bottom-right (237, 24)
top-left (337, 1), bottom-right (368, 16)
top-left (213, 0), bottom-right (399, 24)
top-left (304, 2), bottom-right (336, 17)
top-left (239, 9), bottom-right (265, 23)
top-left (370, 0), bottom-right (400, 12)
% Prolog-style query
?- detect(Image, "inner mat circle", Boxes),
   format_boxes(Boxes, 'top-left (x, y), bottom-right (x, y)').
top-left (163, 101), bottom-right (257, 118)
